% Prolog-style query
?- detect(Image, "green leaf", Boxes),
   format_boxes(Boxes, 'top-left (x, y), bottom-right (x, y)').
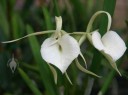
top-left (11, 13), bottom-right (20, 39)
top-left (97, 60), bottom-right (122, 95)
top-left (99, 0), bottom-right (116, 35)
top-left (18, 68), bottom-right (42, 95)
top-left (42, 7), bottom-right (53, 30)
top-left (53, 0), bottom-right (60, 16)
top-left (0, 5), bottom-right (9, 39)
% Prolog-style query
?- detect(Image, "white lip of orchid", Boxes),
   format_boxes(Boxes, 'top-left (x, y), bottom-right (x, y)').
top-left (91, 30), bottom-right (127, 62)
top-left (91, 30), bottom-right (126, 76)
top-left (41, 34), bottom-right (80, 73)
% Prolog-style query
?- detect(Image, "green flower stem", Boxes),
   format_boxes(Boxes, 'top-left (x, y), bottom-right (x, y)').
top-left (79, 11), bottom-right (112, 46)
top-left (86, 11), bottom-right (112, 33)
top-left (2, 30), bottom-right (55, 43)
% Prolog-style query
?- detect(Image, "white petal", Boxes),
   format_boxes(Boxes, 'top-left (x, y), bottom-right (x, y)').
top-left (41, 34), bottom-right (80, 73)
top-left (102, 31), bottom-right (127, 61)
top-left (41, 37), bottom-right (61, 69)
top-left (58, 34), bottom-right (80, 73)
top-left (92, 30), bottom-right (104, 50)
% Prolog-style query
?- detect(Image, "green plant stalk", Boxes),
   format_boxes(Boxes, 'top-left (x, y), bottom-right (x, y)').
top-left (98, 70), bottom-right (116, 95)
top-left (18, 68), bottom-right (42, 95)
top-left (98, 61), bottom-right (122, 95)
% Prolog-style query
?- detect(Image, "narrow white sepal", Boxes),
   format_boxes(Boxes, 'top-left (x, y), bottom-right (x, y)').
top-left (41, 34), bottom-right (80, 73)
top-left (55, 16), bottom-right (62, 33)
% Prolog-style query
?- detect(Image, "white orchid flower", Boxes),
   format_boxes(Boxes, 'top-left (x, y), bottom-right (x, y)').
top-left (84, 11), bottom-right (127, 75)
top-left (40, 16), bottom-right (80, 73)
top-left (90, 30), bottom-right (127, 75)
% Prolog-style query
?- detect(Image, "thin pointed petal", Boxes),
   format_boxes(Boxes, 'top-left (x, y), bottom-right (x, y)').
top-left (102, 31), bottom-right (127, 61)
top-left (80, 52), bottom-right (87, 68)
top-left (48, 64), bottom-right (58, 84)
top-left (92, 30), bottom-right (104, 51)
top-left (75, 59), bottom-right (101, 78)
top-left (65, 72), bottom-right (73, 85)
top-left (101, 50), bottom-right (121, 76)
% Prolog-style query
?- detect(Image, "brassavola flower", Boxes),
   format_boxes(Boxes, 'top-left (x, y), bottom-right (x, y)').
top-left (84, 11), bottom-right (127, 75)
top-left (90, 30), bottom-right (126, 75)
top-left (40, 16), bottom-right (80, 73)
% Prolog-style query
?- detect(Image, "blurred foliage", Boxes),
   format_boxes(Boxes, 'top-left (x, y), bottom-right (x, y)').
top-left (0, 0), bottom-right (128, 95)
